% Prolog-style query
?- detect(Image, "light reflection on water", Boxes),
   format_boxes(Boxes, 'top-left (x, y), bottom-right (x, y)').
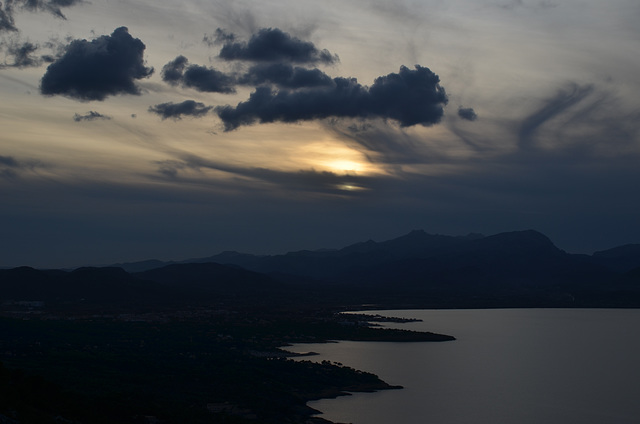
top-left (285, 309), bottom-right (640, 424)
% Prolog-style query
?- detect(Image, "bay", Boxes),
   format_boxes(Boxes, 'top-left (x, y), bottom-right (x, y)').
top-left (285, 309), bottom-right (640, 424)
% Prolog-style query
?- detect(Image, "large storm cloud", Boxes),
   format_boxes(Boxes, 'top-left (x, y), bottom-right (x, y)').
top-left (217, 65), bottom-right (448, 131)
top-left (218, 27), bottom-right (338, 64)
top-left (40, 27), bottom-right (153, 101)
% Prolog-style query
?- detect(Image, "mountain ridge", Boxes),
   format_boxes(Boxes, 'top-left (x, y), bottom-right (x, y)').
top-left (71, 229), bottom-right (640, 280)
top-left (3, 229), bottom-right (640, 310)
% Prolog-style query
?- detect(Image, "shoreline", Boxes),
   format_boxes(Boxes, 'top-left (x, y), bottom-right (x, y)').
top-left (280, 313), bottom-right (453, 424)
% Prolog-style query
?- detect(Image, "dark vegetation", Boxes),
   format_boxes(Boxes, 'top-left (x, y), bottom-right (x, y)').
top-left (1, 229), bottom-right (640, 423)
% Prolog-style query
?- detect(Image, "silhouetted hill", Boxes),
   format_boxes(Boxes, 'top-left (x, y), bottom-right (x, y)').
top-left (0, 263), bottom-right (284, 310)
top-left (197, 229), bottom-right (636, 307)
top-left (205, 229), bottom-right (602, 284)
top-left (108, 259), bottom-right (175, 273)
top-left (5, 229), bottom-right (640, 309)
top-left (592, 244), bottom-right (640, 273)
top-left (0, 266), bottom-right (160, 304)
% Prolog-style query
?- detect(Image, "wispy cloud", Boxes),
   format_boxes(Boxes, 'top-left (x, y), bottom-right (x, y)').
top-left (0, 0), bottom-right (84, 33)
top-left (0, 155), bottom-right (46, 180)
top-left (518, 83), bottom-right (594, 150)
top-left (514, 82), bottom-right (640, 158)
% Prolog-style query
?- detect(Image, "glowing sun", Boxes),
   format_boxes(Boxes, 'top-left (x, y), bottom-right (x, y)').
top-left (325, 160), bottom-right (364, 173)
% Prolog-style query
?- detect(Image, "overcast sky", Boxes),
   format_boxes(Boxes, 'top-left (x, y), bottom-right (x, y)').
top-left (1, 0), bottom-right (639, 268)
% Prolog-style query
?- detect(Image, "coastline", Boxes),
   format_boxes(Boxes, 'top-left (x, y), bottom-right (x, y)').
top-left (281, 312), bottom-right (454, 424)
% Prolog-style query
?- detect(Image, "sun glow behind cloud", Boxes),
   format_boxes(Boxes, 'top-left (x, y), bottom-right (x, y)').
top-left (325, 159), bottom-right (364, 173)
top-left (300, 140), bottom-right (379, 175)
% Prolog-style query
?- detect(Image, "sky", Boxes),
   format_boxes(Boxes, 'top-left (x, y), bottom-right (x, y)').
top-left (1, 0), bottom-right (639, 268)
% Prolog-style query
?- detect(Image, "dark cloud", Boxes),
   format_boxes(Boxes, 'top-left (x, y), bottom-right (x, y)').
top-left (149, 100), bottom-right (213, 120)
top-left (73, 110), bottom-right (111, 122)
top-left (518, 83), bottom-right (594, 149)
top-left (182, 64), bottom-right (235, 93)
top-left (217, 65), bottom-right (448, 131)
top-left (218, 27), bottom-right (338, 64)
top-left (160, 55), bottom-right (188, 85)
top-left (161, 55), bottom-right (235, 93)
top-left (40, 27), bottom-right (153, 101)
top-left (239, 63), bottom-right (333, 88)
top-left (458, 107), bottom-right (478, 121)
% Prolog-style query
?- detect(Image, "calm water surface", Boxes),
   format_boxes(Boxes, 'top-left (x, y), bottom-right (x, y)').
top-left (285, 309), bottom-right (640, 424)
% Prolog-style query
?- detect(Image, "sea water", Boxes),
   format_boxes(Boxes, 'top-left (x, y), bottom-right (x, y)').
top-left (285, 309), bottom-right (640, 424)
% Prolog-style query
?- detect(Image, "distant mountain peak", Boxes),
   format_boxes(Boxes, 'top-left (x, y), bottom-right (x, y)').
top-left (474, 229), bottom-right (563, 255)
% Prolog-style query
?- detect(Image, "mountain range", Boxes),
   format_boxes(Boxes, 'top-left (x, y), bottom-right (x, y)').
top-left (2, 229), bottom-right (640, 310)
